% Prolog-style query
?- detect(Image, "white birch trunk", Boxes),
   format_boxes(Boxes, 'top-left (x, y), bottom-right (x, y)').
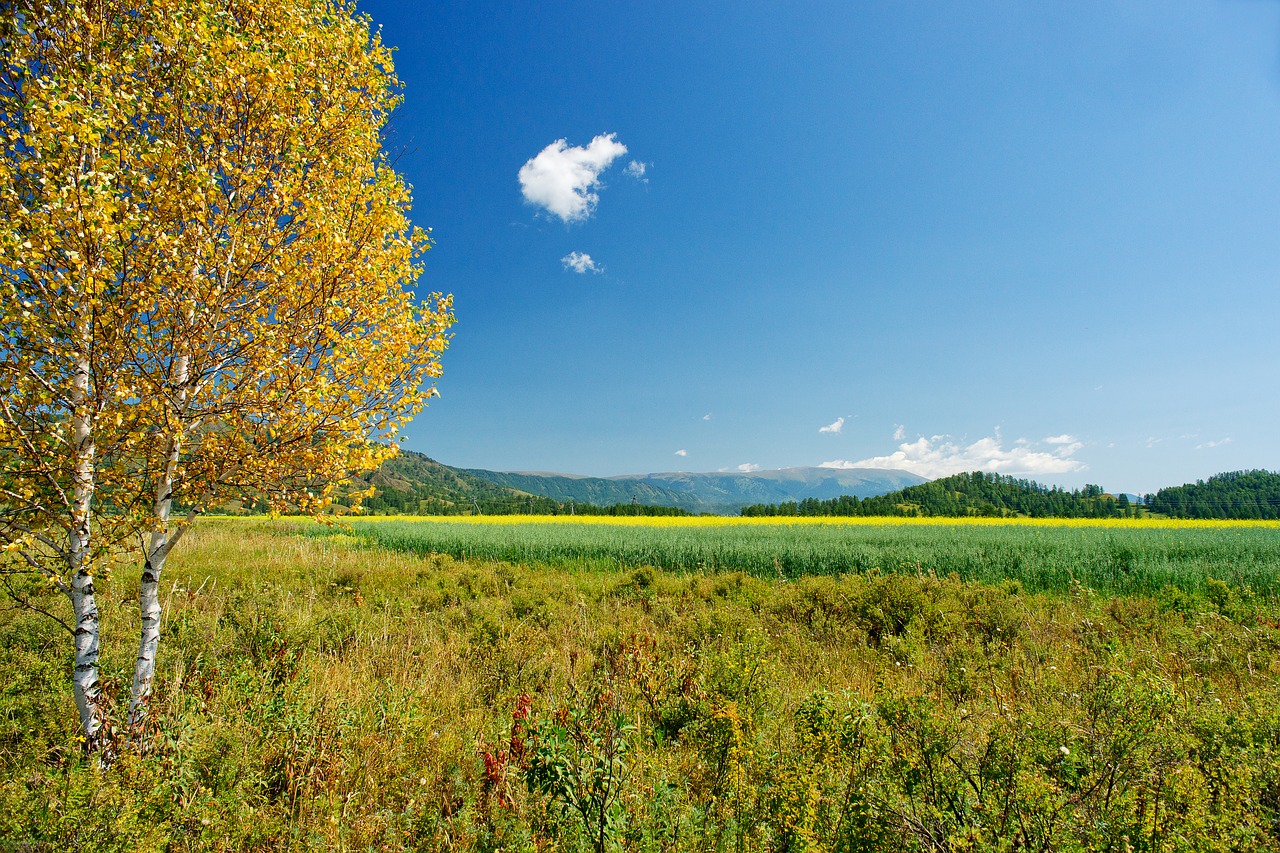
top-left (128, 454), bottom-right (175, 732)
top-left (67, 339), bottom-right (105, 754)
top-left (129, 353), bottom-right (190, 733)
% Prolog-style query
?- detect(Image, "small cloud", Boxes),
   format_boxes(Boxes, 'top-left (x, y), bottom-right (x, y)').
top-left (1196, 438), bottom-right (1232, 450)
top-left (674, 449), bottom-right (688, 457)
top-left (822, 430), bottom-right (1085, 479)
top-left (518, 133), bottom-right (628, 223)
top-left (624, 160), bottom-right (649, 182)
top-left (737, 463), bottom-right (760, 473)
top-left (561, 251), bottom-right (602, 274)
top-left (1043, 434), bottom-right (1077, 445)
top-left (819, 417), bottom-right (845, 434)
top-left (1145, 437), bottom-right (1162, 449)
top-left (703, 413), bottom-right (713, 421)
top-left (893, 424), bottom-right (906, 441)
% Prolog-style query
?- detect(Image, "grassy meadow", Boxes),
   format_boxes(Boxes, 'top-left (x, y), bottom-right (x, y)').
top-left (3, 516), bottom-right (1280, 851)
top-left (347, 515), bottom-right (1280, 597)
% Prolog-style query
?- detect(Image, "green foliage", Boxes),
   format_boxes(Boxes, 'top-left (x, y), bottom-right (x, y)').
top-left (1145, 469), bottom-right (1280, 519)
top-left (525, 700), bottom-right (636, 852)
top-left (743, 471), bottom-right (1135, 519)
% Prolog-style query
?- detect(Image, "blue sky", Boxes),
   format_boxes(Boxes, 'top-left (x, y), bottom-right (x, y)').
top-left (358, 0), bottom-right (1280, 495)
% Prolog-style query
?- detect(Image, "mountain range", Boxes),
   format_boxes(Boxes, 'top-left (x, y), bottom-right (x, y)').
top-left (353, 452), bottom-right (926, 514)
top-left (466, 466), bottom-right (927, 514)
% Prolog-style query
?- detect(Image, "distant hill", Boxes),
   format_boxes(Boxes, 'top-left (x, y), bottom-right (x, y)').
top-left (349, 452), bottom-right (690, 516)
top-left (465, 466), bottom-right (926, 514)
top-left (742, 471), bottom-right (1136, 518)
top-left (345, 459), bottom-right (1278, 520)
top-left (352, 451), bottom-right (559, 515)
top-left (1144, 470), bottom-right (1280, 519)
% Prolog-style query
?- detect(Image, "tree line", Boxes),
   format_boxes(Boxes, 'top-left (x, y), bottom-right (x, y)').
top-left (1143, 470), bottom-right (1280, 520)
top-left (360, 491), bottom-right (691, 517)
top-left (741, 472), bottom-right (1136, 518)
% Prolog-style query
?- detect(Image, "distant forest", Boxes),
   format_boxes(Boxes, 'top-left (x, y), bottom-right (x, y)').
top-left (225, 452), bottom-right (1280, 521)
top-left (352, 451), bottom-right (689, 517)
top-left (1142, 470), bottom-right (1280, 520)
top-left (741, 472), bottom-right (1136, 518)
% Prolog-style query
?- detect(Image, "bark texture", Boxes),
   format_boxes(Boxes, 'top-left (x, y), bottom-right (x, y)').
top-left (68, 344), bottom-right (105, 753)
top-left (130, 352), bottom-right (190, 734)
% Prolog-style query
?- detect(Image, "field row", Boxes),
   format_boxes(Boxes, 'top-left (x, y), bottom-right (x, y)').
top-left (334, 516), bottom-right (1280, 597)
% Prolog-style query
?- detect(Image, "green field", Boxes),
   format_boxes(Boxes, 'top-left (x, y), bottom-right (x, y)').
top-left (346, 516), bottom-right (1280, 598)
top-left (3, 517), bottom-right (1280, 851)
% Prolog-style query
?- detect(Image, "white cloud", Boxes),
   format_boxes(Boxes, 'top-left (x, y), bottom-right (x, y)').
top-left (819, 417), bottom-right (845, 434)
top-left (624, 160), bottom-right (649, 181)
top-left (1196, 438), bottom-right (1232, 449)
top-left (703, 413), bottom-right (713, 421)
top-left (518, 133), bottom-right (628, 223)
top-left (737, 463), bottom-right (760, 473)
top-left (561, 251), bottom-right (602, 274)
top-left (1043, 434), bottom-right (1076, 445)
top-left (893, 424), bottom-right (906, 441)
top-left (822, 430), bottom-right (1085, 479)
top-left (674, 449), bottom-right (688, 457)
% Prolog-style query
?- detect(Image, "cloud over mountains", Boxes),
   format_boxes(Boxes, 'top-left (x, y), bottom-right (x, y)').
top-left (823, 431), bottom-right (1085, 479)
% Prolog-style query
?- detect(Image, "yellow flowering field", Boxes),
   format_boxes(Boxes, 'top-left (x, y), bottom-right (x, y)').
top-left (349, 513), bottom-right (1280, 530)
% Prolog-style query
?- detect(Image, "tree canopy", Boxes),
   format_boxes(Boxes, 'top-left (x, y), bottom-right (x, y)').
top-left (742, 472), bottom-right (1131, 519)
top-left (1, 0), bottom-right (452, 752)
top-left (1144, 470), bottom-right (1280, 520)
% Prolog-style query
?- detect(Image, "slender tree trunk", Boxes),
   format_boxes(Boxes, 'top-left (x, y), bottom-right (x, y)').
top-left (128, 450), bottom-right (175, 733)
top-left (129, 353), bottom-right (190, 735)
top-left (68, 341), bottom-right (106, 755)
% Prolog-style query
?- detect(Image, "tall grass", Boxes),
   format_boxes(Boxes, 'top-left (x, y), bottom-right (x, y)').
top-left (344, 516), bottom-right (1280, 597)
top-left (3, 518), bottom-right (1279, 851)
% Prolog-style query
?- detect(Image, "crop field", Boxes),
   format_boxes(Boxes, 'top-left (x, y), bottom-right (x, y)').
top-left (345, 515), bottom-right (1280, 598)
top-left (4, 517), bottom-right (1280, 851)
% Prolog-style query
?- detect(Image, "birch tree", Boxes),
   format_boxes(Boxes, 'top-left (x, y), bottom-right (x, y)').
top-left (0, 0), bottom-right (170, 755)
top-left (1, 0), bottom-right (453, 753)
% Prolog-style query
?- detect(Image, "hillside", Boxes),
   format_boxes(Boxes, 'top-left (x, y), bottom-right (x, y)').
top-left (743, 471), bottom-right (1135, 518)
top-left (349, 452), bottom-right (689, 516)
top-left (350, 458), bottom-right (1280, 519)
top-left (351, 451), bottom-right (560, 514)
top-left (1144, 470), bottom-right (1280, 519)
top-left (466, 466), bottom-right (926, 513)
top-left (463, 470), bottom-right (694, 511)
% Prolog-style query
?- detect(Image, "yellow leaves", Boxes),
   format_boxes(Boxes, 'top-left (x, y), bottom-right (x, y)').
top-left (4, 0), bottom-right (453, 543)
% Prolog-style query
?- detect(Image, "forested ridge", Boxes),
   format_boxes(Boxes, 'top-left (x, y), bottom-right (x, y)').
top-left (295, 457), bottom-right (1280, 520)
top-left (348, 451), bottom-right (689, 516)
top-left (1143, 470), bottom-right (1280, 519)
top-left (741, 471), bottom-right (1136, 518)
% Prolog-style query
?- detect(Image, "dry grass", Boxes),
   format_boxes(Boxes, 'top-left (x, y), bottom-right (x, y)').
top-left (3, 518), bottom-right (1279, 851)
